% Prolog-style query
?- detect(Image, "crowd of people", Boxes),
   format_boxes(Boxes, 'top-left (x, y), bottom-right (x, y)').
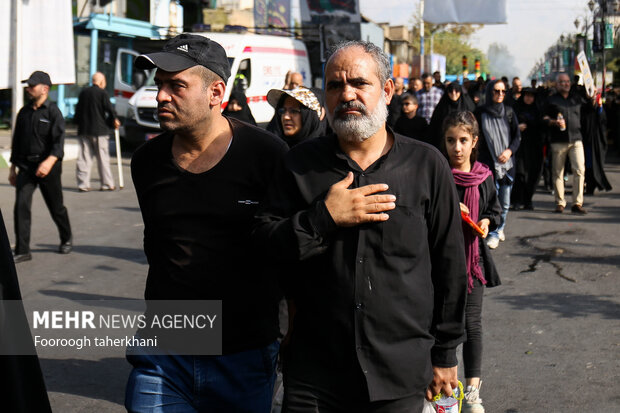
top-left (386, 71), bottom-right (613, 249)
top-left (3, 32), bottom-right (615, 413)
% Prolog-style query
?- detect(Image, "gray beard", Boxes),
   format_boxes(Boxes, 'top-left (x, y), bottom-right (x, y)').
top-left (328, 93), bottom-right (388, 143)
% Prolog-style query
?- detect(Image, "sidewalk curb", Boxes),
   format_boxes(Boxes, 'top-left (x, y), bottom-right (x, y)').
top-left (1, 144), bottom-right (79, 168)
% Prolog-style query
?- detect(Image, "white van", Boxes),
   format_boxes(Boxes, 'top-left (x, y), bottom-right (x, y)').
top-left (114, 32), bottom-right (312, 144)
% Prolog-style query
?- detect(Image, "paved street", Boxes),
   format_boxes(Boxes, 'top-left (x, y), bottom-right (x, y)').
top-left (0, 136), bottom-right (619, 412)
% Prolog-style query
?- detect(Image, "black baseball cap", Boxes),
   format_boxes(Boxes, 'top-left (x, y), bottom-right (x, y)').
top-left (22, 71), bottom-right (52, 87)
top-left (135, 34), bottom-right (231, 82)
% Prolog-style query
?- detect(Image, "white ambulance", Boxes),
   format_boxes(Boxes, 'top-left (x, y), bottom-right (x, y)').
top-left (114, 32), bottom-right (312, 144)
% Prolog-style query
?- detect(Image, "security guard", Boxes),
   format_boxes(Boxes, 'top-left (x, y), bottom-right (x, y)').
top-left (8, 71), bottom-right (72, 263)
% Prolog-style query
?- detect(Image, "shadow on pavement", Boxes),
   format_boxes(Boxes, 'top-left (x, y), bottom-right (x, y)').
top-left (38, 289), bottom-right (143, 312)
top-left (36, 244), bottom-right (146, 264)
top-left (40, 357), bottom-right (128, 406)
top-left (114, 206), bottom-right (141, 213)
top-left (494, 293), bottom-right (620, 320)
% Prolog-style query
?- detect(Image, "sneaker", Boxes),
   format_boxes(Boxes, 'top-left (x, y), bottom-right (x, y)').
top-left (59, 241), bottom-right (73, 254)
top-left (571, 204), bottom-right (587, 214)
top-left (462, 382), bottom-right (485, 413)
top-left (498, 230), bottom-right (505, 242)
top-left (486, 236), bottom-right (499, 249)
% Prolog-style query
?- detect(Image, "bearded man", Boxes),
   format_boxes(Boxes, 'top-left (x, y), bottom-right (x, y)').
top-left (253, 40), bottom-right (467, 412)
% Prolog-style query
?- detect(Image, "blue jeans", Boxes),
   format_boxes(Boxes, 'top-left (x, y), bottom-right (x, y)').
top-left (490, 177), bottom-right (513, 238)
top-left (125, 341), bottom-right (279, 413)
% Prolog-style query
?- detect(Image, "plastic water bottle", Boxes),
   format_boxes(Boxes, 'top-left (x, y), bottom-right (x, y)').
top-left (557, 113), bottom-right (566, 131)
top-left (434, 394), bottom-right (459, 413)
top-left (433, 381), bottom-right (463, 413)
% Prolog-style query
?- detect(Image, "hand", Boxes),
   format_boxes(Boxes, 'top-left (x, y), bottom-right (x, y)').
top-left (8, 166), bottom-right (16, 186)
top-left (519, 123), bottom-right (527, 132)
top-left (426, 366), bottom-right (458, 401)
top-left (459, 202), bottom-right (470, 215)
top-left (35, 157), bottom-right (57, 178)
top-left (556, 118), bottom-right (566, 130)
top-left (324, 172), bottom-right (396, 227)
top-left (497, 149), bottom-right (512, 164)
top-left (114, 118), bottom-right (121, 129)
top-left (477, 218), bottom-right (490, 238)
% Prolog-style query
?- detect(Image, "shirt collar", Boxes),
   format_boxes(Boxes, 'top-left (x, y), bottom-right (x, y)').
top-left (330, 126), bottom-right (397, 173)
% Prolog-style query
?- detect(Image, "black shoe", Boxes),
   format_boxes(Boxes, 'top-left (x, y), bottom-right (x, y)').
top-left (13, 252), bottom-right (32, 263)
top-left (523, 203), bottom-right (534, 210)
top-left (59, 241), bottom-right (72, 254)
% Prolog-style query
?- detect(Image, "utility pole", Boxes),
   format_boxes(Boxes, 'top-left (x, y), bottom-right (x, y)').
top-left (10, 0), bottom-right (23, 132)
top-left (420, 0), bottom-right (424, 75)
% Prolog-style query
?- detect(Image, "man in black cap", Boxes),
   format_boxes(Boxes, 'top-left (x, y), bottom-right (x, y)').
top-left (125, 34), bottom-right (287, 412)
top-left (8, 71), bottom-right (72, 263)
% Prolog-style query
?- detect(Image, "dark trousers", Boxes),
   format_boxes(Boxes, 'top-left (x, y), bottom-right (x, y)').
top-left (463, 278), bottom-right (484, 378)
top-left (14, 162), bottom-right (71, 254)
top-left (283, 375), bottom-right (425, 413)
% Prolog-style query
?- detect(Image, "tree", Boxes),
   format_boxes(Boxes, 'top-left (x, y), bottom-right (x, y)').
top-left (408, 18), bottom-right (489, 75)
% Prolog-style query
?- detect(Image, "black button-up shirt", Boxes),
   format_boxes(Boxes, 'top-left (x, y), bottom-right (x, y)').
top-left (10, 99), bottom-right (65, 170)
top-left (253, 132), bottom-right (467, 401)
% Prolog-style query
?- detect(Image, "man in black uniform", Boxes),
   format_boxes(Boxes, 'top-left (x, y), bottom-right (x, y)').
top-left (254, 40), bottom-right (467, 411)
top-left (8, 71), bottom-right (72, 263)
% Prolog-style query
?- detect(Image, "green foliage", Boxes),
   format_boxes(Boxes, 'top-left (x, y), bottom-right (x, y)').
top-left (408, 20), bottom-right (489, 76)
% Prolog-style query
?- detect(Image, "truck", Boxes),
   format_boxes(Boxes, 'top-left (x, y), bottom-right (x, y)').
top-left (114, 32), bottom-right (312, 145)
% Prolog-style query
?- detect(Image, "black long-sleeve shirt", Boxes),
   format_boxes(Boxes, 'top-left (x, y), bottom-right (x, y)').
top-left (10, 99), bottom-right (65, 170)
top-left (131, 118), bottom-right (288, 354)
top-left (544, 93), bottom-right (587, 143)
top-left (253, 132), bottom-right (467, 401)
top-left (74, 85), bottom-right (117, 136)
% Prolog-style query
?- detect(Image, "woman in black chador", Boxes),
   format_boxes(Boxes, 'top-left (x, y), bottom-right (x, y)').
top-left (512, 87), bottom-right (546, 209)
top-left (222, 90), bottom-right (257, 125)
top-left (582, 94), bottom-right (612, 195)
top-left (429, 82), bottom-right (476, 148)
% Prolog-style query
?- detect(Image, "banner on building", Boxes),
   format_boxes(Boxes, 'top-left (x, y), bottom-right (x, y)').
top-left (423, 0), bottom-right (507, 24)
top-left (0, 0), bottom-right (76, 89)
top-left (255, 0), bottom-right (291, 32)
top-left (300, 0), bottom-right (361, 24)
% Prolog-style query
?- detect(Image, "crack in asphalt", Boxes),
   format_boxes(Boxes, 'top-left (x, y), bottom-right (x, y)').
top-left (517, 230), bottom-right (578, 283)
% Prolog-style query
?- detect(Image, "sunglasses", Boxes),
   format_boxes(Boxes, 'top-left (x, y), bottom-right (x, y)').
top-left (493, 89), bottom-right (506, 95)
top-left (278, 107), bottom-right (301, 116)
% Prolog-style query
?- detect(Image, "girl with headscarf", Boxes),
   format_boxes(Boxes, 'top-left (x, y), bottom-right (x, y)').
top-left (266, 87), bottom-right (325, 148)
top-left (222, 91), bottom-right (257, 125)
top-left (429, 82), bottom-right (476, 148)
top-left (474, 79), bottom-right (521, 249)
top-left (441, 111), bottom-right (501, 413)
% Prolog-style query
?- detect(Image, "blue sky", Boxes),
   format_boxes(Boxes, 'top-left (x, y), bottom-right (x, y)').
top-left (358, 0), bottom-right (594, 79)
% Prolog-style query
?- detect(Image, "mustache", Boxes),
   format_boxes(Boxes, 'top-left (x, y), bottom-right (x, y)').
top-left (333, 101), bottom-right (367, 117)
top-left (158, 103), bottom-right (174, 111)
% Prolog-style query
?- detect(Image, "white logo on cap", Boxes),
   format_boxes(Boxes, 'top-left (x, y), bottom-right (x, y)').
top-left (177, 44), bottom-right (189, 52)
